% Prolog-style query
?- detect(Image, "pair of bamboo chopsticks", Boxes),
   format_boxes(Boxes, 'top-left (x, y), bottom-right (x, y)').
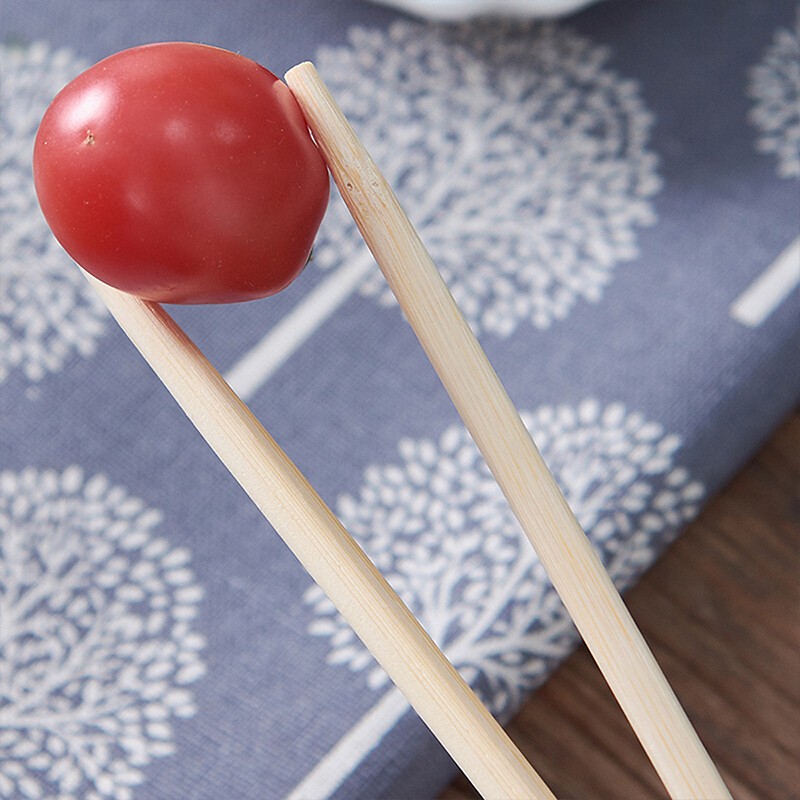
top-left (88, 62), bottom-right (731, 799)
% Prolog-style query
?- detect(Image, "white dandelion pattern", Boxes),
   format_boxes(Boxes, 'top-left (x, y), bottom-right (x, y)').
top-left (0, 466), bottom-right (205, 800)
top-left (748, 9), bottom-right (800, 178)
top-left (0, 41), bottom-right (108, 385)
top-left (304, 400), bottom-right (703, 715)
top-left (313, 20), bottom-right (662, 336)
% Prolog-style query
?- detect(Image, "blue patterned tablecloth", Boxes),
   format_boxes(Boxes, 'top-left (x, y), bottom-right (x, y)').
top-left (1, 2), bottom-right (799, 798)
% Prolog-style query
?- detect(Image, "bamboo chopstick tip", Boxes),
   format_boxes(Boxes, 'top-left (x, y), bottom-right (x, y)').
top-left (285, 61), bottom-right (317, 84)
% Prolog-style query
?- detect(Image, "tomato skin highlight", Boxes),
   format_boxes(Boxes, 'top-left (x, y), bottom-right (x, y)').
top-left (33, 42), bottom-right (329, 304)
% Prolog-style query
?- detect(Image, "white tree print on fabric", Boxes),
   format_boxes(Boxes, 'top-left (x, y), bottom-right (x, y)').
top-left (0, 42), bottom-right (108, 384)
top-left (304, 400), bottom-right (703, 716)
top-left (0, 467), bottom-right (205, 800)
top-left (313, 20), bottom-right (662, 336)
top-left (748, 9), bottom-right (800, 178)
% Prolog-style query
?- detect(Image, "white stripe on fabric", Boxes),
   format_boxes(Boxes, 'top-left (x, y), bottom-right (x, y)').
top-left (225, 253), bottom-right (374, 400)
top-left (285, 688), bottom-right (408, 800)
top-left (730, 238), bottom-right (800, 327)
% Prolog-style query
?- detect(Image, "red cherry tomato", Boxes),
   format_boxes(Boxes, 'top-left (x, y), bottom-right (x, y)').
top-left (33, 42), bottom-right (329, 304)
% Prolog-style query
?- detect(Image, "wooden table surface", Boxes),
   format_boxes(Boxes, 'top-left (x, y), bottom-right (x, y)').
top-left (442, 409), bottom-right (799, 800)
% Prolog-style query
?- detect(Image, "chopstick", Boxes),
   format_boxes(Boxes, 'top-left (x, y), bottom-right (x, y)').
top-left (83, 272), bottom-right (555, 800)
top-left (285, 62), bottom-right (732, 800)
